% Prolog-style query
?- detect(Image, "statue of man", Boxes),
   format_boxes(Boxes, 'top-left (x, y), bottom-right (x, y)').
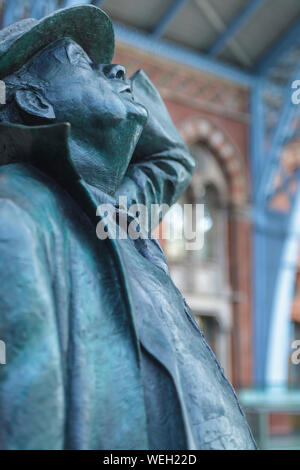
top-left (0, 5), bottom-right (256, 450)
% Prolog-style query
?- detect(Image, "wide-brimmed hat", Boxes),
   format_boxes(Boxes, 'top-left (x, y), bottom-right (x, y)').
top-left (0, 5), bottom-right (114, 79)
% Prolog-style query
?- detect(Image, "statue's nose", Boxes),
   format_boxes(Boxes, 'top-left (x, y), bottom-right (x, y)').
top-left (103, 64), bottom-right (126, 80)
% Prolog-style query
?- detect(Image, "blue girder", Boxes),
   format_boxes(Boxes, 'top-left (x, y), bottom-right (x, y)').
top-left (209, 0), bottom-right (266, 58)
top-left (152, 0), bottom-right (189, 38)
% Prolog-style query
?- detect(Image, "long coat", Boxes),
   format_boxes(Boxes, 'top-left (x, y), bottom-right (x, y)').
top-left (0, 73), bottom-right (256, 450)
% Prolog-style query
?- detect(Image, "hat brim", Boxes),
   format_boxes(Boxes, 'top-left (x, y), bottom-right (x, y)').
top-left (0, 5), bottom-right (115, 79)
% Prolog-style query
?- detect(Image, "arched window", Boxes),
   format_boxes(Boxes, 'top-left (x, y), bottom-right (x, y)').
top-left (164, 143), bottom-right (229, 279)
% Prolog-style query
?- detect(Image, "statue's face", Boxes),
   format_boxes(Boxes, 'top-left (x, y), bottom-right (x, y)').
top-left (20, 38), bottom-right (148, 192)
top-left (28, 38), bottom-right (148, 133)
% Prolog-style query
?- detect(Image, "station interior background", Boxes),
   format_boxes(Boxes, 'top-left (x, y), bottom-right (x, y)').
top-left (3, 0), bottom-right (300, 449)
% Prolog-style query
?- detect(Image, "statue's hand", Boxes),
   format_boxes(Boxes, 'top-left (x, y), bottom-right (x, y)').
top-left (130, 69), bottom-right (187, 162)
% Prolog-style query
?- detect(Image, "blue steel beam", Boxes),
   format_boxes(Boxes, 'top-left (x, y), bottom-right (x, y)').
top-left (265, 187), bottom-right (300, 387)
top-left (251, 65), bottom-right (300, 385)
top-left (209, 0), bottom-right (266, 57)
top-left (257, 66), bottom-right (300, 203)
top-left (152, 0), bottom-right (189, 38)
top-left (115, 23), bottom-right (255, 87)
top-left (257, 16), bottom-right (300, 74)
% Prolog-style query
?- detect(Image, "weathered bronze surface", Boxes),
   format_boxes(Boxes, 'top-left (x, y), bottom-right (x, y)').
top-left (0, 5), bottom-right (256, 450)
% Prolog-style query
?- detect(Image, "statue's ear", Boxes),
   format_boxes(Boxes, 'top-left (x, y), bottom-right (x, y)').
top-left (15, 89), bottom-right (55, 121)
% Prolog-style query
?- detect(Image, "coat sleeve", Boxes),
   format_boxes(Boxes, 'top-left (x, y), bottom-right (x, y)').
top-left (0, 198), bottom-right (65, 450)
top-left (115, 70), bottom-right (195, 232)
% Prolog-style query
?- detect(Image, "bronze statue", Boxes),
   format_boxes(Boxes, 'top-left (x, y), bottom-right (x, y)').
top-left (0, 5), bottom-right (256, 450)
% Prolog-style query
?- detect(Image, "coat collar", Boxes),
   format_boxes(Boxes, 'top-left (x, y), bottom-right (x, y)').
top-left (0, 121), bottom-right (116, 221)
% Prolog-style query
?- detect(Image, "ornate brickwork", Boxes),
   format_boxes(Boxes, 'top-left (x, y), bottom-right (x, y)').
top-left (178, 117), bottom-right (248, 207)
top-left (114, 43), bottom-right (249, 123)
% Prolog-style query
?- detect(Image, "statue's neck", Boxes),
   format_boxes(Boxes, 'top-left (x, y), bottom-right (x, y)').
top-left (68, 137), bottom-right (121, 196)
